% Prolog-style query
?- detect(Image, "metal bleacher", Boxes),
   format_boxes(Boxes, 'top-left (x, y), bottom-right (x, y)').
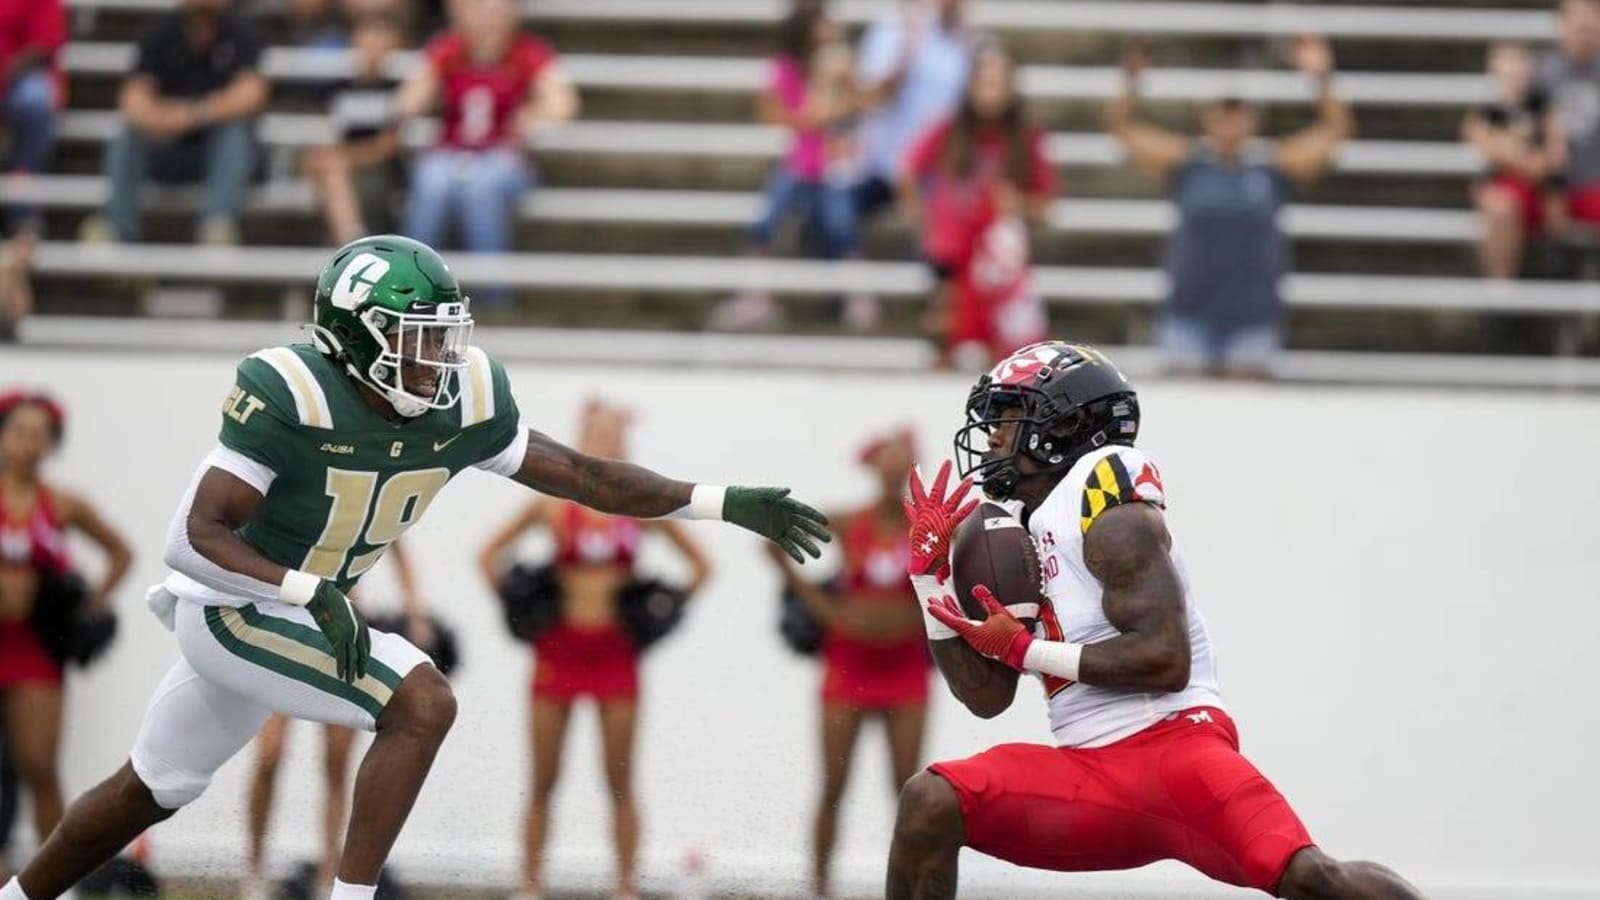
top-left (24, 0), bottom-right (1600, 370)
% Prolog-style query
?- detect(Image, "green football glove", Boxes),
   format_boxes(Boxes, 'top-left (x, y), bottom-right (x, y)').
top-left (724, 486), bottom-right (831, 564)
top-left (306, 580), bottom-right (371, 683)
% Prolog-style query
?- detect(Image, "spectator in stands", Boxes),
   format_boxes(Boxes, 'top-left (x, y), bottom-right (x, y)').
top-left (1538, 0), bottom-right (1600, 241)
top-left (1465, 42), bottom-right (1551, 280)
top-left (80, 0), bottom-right (268, 246)
top-left (711, 0), bottom-right (873, 332)
top-left (854, 0), bottom-right (973, 224)
top-left (397, 0), bottom-right (579, 309)
top-left (302, 12), bottom-right (407, 245)
top-left (0, 0), bottom-right (66, 341)
top-left (900, 40), bottom-right (1056, 369)
top-left (1107, 35), bottom-right (1351, 378)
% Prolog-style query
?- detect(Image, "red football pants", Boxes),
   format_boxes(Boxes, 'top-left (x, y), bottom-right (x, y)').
top-left (929, 707), bottom-right (1314, 894)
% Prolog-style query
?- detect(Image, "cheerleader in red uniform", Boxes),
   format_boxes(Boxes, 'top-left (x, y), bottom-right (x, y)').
top-left (768, 428), bottom-right (929, 900)
top-left (479, 401), bottom-right (711, 900)
top-left (0, 391), bottom-right (130, 869)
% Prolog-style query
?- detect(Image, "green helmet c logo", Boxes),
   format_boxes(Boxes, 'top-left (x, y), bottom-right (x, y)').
top-left (329, 253), bottom-right (392, 311)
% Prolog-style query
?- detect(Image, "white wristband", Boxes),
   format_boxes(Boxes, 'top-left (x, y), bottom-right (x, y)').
top-left (279, 569), bottom-right (321, 607)
top-left (908, 573), bottom-right (958, 641)
top-left (1022, 639), bottom-right (1084, 682)
top-left (668, 484), bottom-right (727, 521)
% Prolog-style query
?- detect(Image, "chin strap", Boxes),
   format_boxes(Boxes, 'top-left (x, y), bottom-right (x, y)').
top-left (381, 385), bottom-right (429, 418)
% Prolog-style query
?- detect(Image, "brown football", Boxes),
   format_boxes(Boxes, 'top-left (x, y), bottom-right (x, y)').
top-left (950, 502), bottom-right (1045, 629)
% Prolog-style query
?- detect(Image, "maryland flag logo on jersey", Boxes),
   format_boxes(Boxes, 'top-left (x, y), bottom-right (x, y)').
top-left (1079, 451), bottom-right (1166, 534)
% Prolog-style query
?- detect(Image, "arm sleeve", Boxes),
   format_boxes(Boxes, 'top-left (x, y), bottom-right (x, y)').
top-left (161, 447), bottom-right (283, 604)
top-left (1078, 448), bottom-right (1167, 536)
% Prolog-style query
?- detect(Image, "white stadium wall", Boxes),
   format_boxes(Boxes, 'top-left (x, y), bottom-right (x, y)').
top-left (8, 347), bottom-right (1598, 899)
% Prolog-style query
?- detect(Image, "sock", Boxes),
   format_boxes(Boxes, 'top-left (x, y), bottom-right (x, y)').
top-left (0, 878), bottom-right (34, 900)
top-left (328, 879), bottom-right (376, 900)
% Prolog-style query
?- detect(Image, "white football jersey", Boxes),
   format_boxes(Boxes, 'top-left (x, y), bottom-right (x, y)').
top-left (1025, 445), bottom-right (1224, 748)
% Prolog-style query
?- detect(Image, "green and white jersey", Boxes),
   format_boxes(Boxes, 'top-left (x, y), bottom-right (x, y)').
top-left (195, 343), bottom-right (521, 597)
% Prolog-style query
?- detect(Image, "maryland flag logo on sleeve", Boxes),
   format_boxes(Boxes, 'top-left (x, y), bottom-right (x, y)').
top-left (1079, 451), bottom-right (1166, 534)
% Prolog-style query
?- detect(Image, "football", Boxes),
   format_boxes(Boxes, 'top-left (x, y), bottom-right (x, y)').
top-left (950, 502), bottom-right (1046, 629)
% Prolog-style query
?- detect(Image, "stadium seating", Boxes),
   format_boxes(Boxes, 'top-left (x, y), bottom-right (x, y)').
top-left (28, 0), bottom-right (1600, 360)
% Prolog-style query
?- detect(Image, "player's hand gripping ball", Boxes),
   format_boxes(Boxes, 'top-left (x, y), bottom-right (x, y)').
top-left (927, 585), bottom-right (1033, 671)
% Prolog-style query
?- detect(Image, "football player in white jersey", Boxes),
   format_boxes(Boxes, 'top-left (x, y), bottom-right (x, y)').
top-left (889, 342), bottom-right (1425, 899)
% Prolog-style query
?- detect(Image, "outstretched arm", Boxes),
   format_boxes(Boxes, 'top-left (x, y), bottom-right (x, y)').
top-left (508, 429), bottom-right (830, 562)
top-left (512, 429), bottom-right (695, 515)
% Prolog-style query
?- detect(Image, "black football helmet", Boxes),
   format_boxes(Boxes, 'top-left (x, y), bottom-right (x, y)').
top-left (954, 341), bottom-right (1140, 500)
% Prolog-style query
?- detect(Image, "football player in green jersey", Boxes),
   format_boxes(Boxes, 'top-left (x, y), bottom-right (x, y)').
top-left (0, 236), bottom-right (831, 900)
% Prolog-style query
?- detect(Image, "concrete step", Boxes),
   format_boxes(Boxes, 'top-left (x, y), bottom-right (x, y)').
top-left (28, 210), bottom-right (1478, 279)
top-left (59, 44), bottom-right (1495, 140)
top-left (26, 272), bottom-right (1584, 357)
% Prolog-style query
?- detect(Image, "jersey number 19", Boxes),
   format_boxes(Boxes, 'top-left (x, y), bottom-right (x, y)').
top-left (305, 467), bottom-right (449, 580)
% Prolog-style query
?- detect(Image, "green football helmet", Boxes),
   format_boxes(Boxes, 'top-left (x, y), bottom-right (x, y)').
top-left (309, 235), bottom-right (474, 418)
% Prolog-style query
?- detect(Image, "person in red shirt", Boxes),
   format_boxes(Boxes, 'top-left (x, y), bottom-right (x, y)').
top-left (396, 0), bottom-right (578, 306)
top-left (767, 427), bottom-right (930, 899)
top-left (0, 0), bottom-right (65, 341)
top-left (900, 41), bottom-right (1057, 368)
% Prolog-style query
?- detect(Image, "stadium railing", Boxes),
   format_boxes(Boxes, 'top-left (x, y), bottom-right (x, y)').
top-left (49, 111), bottom-right (1480, 177)
top-left (3, 175), bottom-right (1480, 243)
top-left (27, 241), bottom-right (1600, 315)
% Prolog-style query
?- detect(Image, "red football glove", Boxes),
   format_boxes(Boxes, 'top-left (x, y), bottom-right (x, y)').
top-left (926, 584), bottom-right (1034, 670)
top-left (905, 460), bottom-right (980, 582)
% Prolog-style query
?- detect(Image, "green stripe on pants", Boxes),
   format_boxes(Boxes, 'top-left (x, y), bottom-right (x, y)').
top-left (204, 606), bottom-right (386, 721)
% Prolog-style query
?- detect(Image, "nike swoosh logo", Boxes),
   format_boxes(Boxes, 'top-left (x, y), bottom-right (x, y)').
top-left (433, 435), bottom-right (463, 452)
